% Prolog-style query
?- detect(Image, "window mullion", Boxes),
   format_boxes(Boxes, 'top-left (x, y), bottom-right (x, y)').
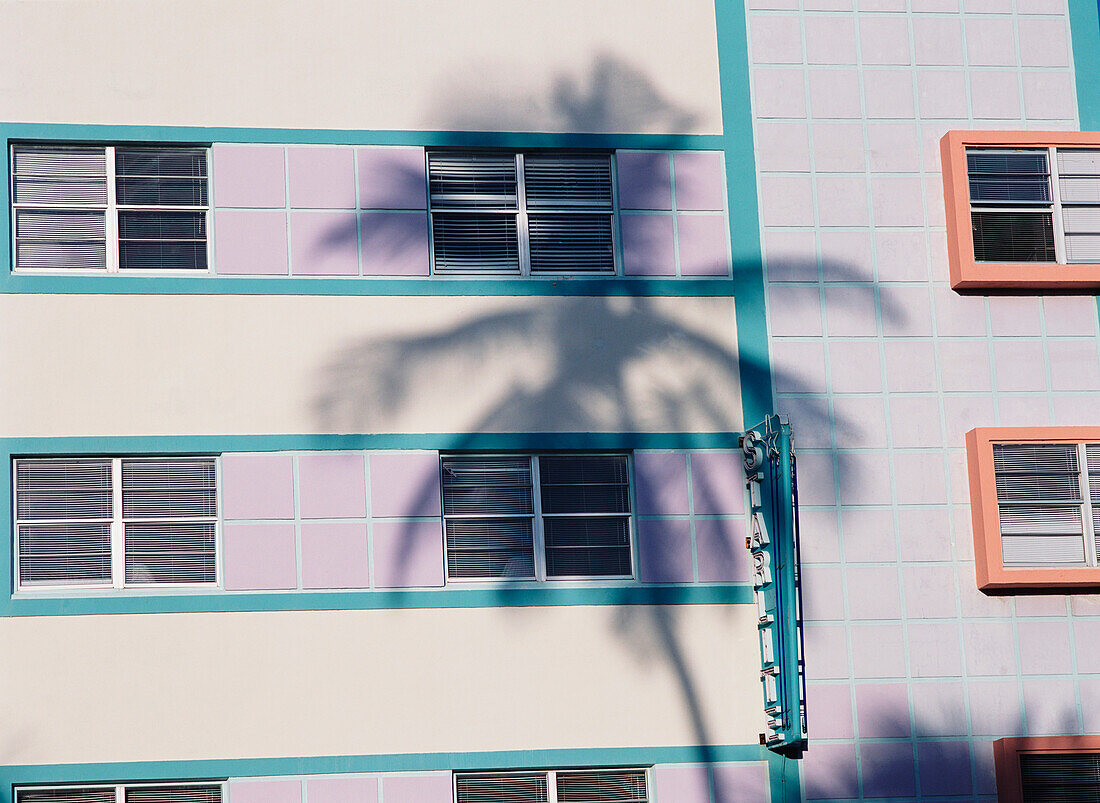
top-left (1050, 146), bottom-right (1069, 264)
top-left (116, 782), bottom-right (125, 803)
top-left (1080, 443), bottom-right (1098, 567)
top-left (111, 457), bottom-right (125, 588)
top-left (547, 770), bottom-right (558, 803)
top-left (516, 152), bottom-right (531, 276)
top-left (105, 146), bottom-right (119, 273)
top-left (532, 455), bottom-right (546, 581)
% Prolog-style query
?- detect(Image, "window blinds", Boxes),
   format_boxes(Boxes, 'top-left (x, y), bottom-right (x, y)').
top-left (1020, 752), bottom-right (1100, 802)
top-left (17, 787), bottom-right (222, 803)
top-left (455, 771), bottom-right (647, 803)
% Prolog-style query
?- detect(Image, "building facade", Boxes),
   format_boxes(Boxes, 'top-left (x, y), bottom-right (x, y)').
top-left (3, 0), bottom-right (1100, 801)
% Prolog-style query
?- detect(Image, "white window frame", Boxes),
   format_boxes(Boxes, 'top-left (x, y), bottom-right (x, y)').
top-left (14, 782), bottom-right (227, 803)
top-left (426, 150), bottom-right (620, 277)
top-left (452, 768), bottom-right (650, 803)
top-left (11, 143), bottom-right (212, 274)
top-left (13, 455), bottom-right (221, 592)
top-left (441, 453), bottom-right (635, 583)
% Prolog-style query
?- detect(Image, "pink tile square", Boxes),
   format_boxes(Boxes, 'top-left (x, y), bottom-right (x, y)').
top-left (221, 454), bottom-right (295, 520)
top-left (1044, 296), bottom-right (1099, 336)
top-left (301, 523), bottom-right (369, 589)
top-left (879, 285), bottom-right (934, 337)
top-left (369, 452), bottom-right (441, 518)
top-left (834, 389), bottom-right (887, 442)
top-left (938, 340), bottom-right (992, 392)
top-left (798, 508), bottom-right (841, 563)
top-left (828, 340), bottom-right (883, 392)
top-left (677, 214), bottom-right (730, 275)
top-left (851, 624), bottom-right (906, 678)
top-left (897, 508), bottom-right (952, 562)
top-left (223, 523), bottom-right (298, 590)
top-left (712, 763), bottom-right (768, 803)
top-left (359, 212), bottom-right (430, 276)
top-left (993, 340), bottom-right (1048, 392)
top-left (755, 122), bottom-right (811, 172)
top-left (889, 395), bottom-right (944, 447)
top-left (966, 17), bottom-right (1017, 66)
top-left (968, 680), bottom-right (1024, 735)
top-left (815, 176), bottom-right (869, 226)
top-left (758, 176), bottom-right (814, 227)
top-left (911, 682), bottom-right (967, 736)
top-left (1018, 620), bottom-right (1072, 674)
top-left (358, 147), bottom-right (427, 210)
top-left (917, 71), bottom-right (969, 119)
top-left (862, 741), bottom-right (916, 797)
top-left (856, 683), bottom-right (911, 737)
top-left (1022, 72), bottom-right (1077, 120)
top-left (621, 214), bottom-right (676, 276)
top-left (964, 621), bottom-right (1017, 675)
top-left (694, 518), bottom-right (750, 582)
top-left (837, 451), bottom-right (893, 505)
top-left (1024, 677), bottom-right (1079, 733)
top-left (299, 453), bottom-right (367, 519)
top-left (637, 519), bottom-right (693, 582)
top-left (1018, 18), bottom-right (1070, 67)
top-left (371, 521), bottom-right (444, 588)
top-left (214, 210), bottom-right (289, 275)
top-left (796, 452), bottom-right (837, 505)
top-left (841, 508), bottom-right (897, 563)
top-left (1049, 340), bottom-right (1100, 391)
top-left (913, 16), bottom-right (963, 65)
top-left (616, 151), bottom-right (672, 210)
top-left (288, 146), bottom-right (356, 209)
top-left (228, 781), bottom-right (301, 803)
top-left (769, 286), bottom-right (824, 337)
top-left (933, 286), bottom-right (988, 336)
top-left (307, 777), bottom-right (378, 803)
top-left (381, 775), bottom-right (452, 803)
top-left (812, 123), bottom-right (866, 173)
top-left (820, 229), bottom-right (873, 281)
top-left (884, 339), bottom-right (937, 392)
top-left (803, 742), bottom-right (858, 799)
top-left (875, 230), bottom-right (929, 282)
top-left (654, 765), bottom-right (710, 803)
top-left (634, 452), bottom-right (689, 515)
top-left (970, 72), bottom-right (1023, 119)
top-left (750, 15), bottom-right (805, 64)
top-left (803, 566), bottom-right (846, 620)
top-left (753, 69), bottom-right (807, 118)
top-left (863, 70), bottom-right (916, 118)
top-left (989, 296), bottom-right (1042, 336)
top-left (808, 69), bottom-right (862, 118)
top-left (765, 228), bottom-right (817, 282)
top-left (290, 211), bottom-right (359, 275)
top-left (999, 394), bottom-right (1052, 427)
top-left (846, 565), bottom-right (902, 620)
top-left (859, 17), bottom-right (911, 65)
top-left (871, 176), bottom-right (925, 226)
top-left (867, 123), bottom-right (921, 172)
top-left (690, 452), bottom-right (745, 514)
top-left (893, 450), bottom-right (949, 504)
top-left (908, 621), bottom-right (962, 678)
top-left (903, 564), bottom-right (958, 618)
top-left (804, 624), bottom-right (851, 680)
top-left (804, 16), bottom-right (857, 64)
top-left (673, 152), bottom-right (726, 211)
top-left (807, 683), bottom-right (854, 738)
top-left (772, 339), bottom-right (828, 394)
top-left (212, 145), bottom-right (286, 208)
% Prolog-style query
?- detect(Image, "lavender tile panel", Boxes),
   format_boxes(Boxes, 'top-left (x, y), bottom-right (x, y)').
top-left (808, 683), bottom-right (855, 738)
top-left (1081, 679), bottom-right (1100, 732)
top-left (358, 147), bottom-right (428, 209)
top-left (694, 518), bottom-right (751, 583)
top-left (842, 508), bottom-right (897, 563)
top-left (964, 621), bottom-right (1017, 676)
top-left (856, 683), bottom-right (911, 737)
top-left (221, 454), bottom-right (295, 520)
top-left (1074, 620), bottom-right (1100, 672)
top-left (850, 624), bottom-right (906, 678)
top-left (298, 453), bottom-right (367, 519)
top-left (369, 452), bottom-right (441, 517)
top-left (911, 682), bottom-right (968, 736)
top-left (969, 680), bottom-right (1025, 735)
top-left (359, 212), bottom-right (430, 276)
top-left (803, 742), bottom-right (858, 799)
top-left (616, 151), bottom-right (672, 210)
top-left (673, 152), bottom-right (726, 211)
top-left (1023, 677), bottom-right (1079, 734)
top-left (805, 624), bottom-right (852, 679)
top-left (862, 742), bottom-right (917, 797)
top-left (380, 775), bottom-right (452, 803)
top-left (903, 565), bottom-right (958, 619)
top-left (301, 523), bottom-right (370, 589)
top-left (653, 765), bottom-right (710, 802)
top-left (1018, 620), bottom-right (1072, 674)
top-left (677, 214), bottom-right (730, 276)
top-left (214, 210), bottom-right (289, 275)
top-left (637, 519), bottom-right (694, 583)
top-left (621, 214), bottom-right (676, 276)
top-left (633, 452), bottom-right (689, 515)
top-left (306, 777), bottom-right (379, 803)
top-left (287, 146), bottom-right (356, 209)
top-left (222, 524), bottom-right (297, 590)
top-left (845, 565), bottom-right (901, 620)
top-left (712, 764), bottom-right (767, 803)
top-left (228, 781), bottom-right (302, 803)
top-left (212, 145), bottom-right (286, 208)
top-left (372, 521), bottom-right (444, 588)
top-left (290, 211), bottom-right (359, 275)
top-left (690, 452), bottom-right (745, 514)
top-left (803, 566), bottom-right (846, 621)
top-left (909, 622), bottom-right (963, 678)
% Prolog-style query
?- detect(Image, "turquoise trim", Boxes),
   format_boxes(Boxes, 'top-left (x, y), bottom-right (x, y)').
top-left (1068, 0), bottom-right (1100, 131)
top-left (4, 584), bottom-right (752, 617)
top-left (0, 745), bottom-right (769, 791)
top-left (713, 0), bottom-right (772, 428)
top-left (0, 274), bottom-right (739, 297)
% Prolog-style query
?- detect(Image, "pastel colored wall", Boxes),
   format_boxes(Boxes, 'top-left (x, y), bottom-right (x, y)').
top-left (0, 604), bottom-right (764, 765)
top-left (0, 0), bottom-right (723, 134)
top-left (746, 0), bottom-right (1100, 795)
top-left (0, 294), bottom-right (742, 437)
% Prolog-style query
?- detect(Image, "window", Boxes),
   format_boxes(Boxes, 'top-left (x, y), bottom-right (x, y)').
top-left (12, 144), bottom-right (209, 272)
top-left (15, 457), bottom-right (218, 589)
top-left (941, 131), bottom-right (1100, 289)
top-left (966, 428), bottom-right (1100, 590)
top-left (441, 454), bottom-right (633, 581)
top-left (15, 784), bottom-right (223, 803)
top-left (455, 770), bottom-right (647, 803)
top-left (993, 737), bottom-right (1100, 803)
top-left (427, 151), bottom-right (616, 275)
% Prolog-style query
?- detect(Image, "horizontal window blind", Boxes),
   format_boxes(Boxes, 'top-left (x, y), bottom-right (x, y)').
top-left (456, 773), bottom-right (549, 803)
top-left (993, 442), bottom-right (1099, 567)
top-left (456, 770), bottom-right (647, 803)
top-left (428, 150), bottom-right (616, 275)
top-left (11, 143), bottom-right (208, 272)
top-left (16, 789), bottom-right (117, 803)
top-left (556, 771), bottom-right (648, 803)
top-left (17, 786), bottom-right (222, 803)
top-left (441, 454), bottom-right (633, 581)
top-left (1021, 752), bottom-right (1100, 802)
top-left (14, 456), bottom-right (219, 589)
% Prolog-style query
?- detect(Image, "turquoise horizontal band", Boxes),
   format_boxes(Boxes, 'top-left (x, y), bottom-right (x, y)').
top-left (0, 274), bottom-right (741, 297)
top-left (5, 584), bottom-right (751, 617)
top-left (0, 744), bottom-right (769, 787)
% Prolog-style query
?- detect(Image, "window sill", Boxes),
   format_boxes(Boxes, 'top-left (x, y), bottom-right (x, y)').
top-left (951, 261), bottom-right (1100, 291)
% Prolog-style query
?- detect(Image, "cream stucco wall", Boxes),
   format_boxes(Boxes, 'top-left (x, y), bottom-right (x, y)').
top-left (0, 603), bottom-right (763, 765)
top-left (0, 0), bottom-right (722, 134)
top-left (0, 293), bottom-right (742, 437)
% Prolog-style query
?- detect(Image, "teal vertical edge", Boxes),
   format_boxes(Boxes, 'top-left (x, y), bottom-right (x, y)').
top-left (714, 0), bottom-right (773, 430)
top-left (712, 0), bottom-right (801, 799)
top-left (1066, 0), bottom-right (1100, 329)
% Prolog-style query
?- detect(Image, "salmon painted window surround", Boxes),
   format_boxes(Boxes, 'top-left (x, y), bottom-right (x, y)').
top-left (994, 736), bottom-right (1100, 803)
top-left (941, 130), bottom-right (1100, 290)
top-left (967, 427), bottom-right (1100, 592)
